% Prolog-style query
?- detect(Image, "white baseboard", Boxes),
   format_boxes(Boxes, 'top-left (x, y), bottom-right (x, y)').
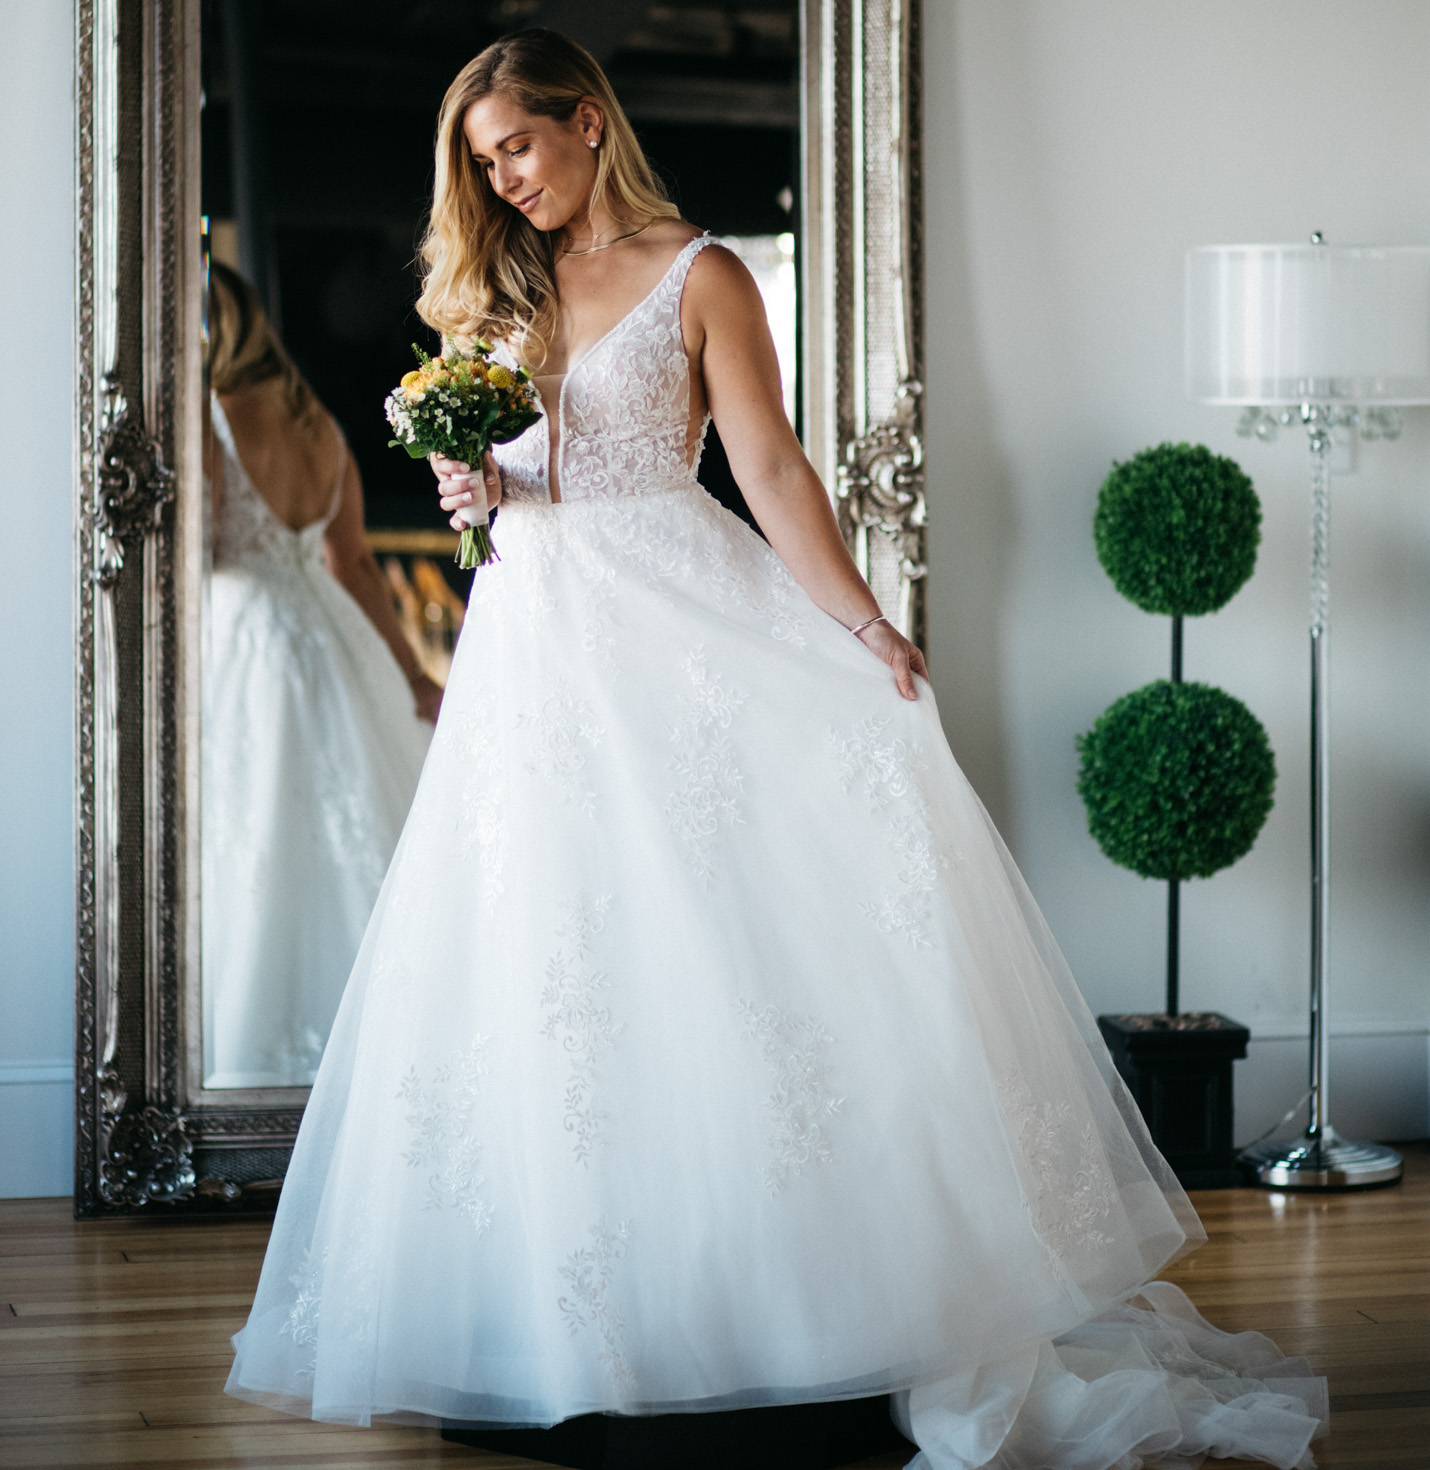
top-left (1235, 1029), bottom-right (1429, 1145)
top-left (0, 1074), bottom-right (73, 1198)
top-left (1246, 1016), bottom-right (1430, 1042)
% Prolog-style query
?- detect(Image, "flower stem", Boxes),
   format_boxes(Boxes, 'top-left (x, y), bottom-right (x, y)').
top-left (456, 524), bottom-right (500, 571)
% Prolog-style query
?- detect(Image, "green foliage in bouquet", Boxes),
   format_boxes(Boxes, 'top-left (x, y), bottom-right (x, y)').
top-left (1076, 680), bottom-right (1275, 882)
top-left (385, 342), bottom-right (541, 569)
top-left (1094, 442), bottom-right (1261, 617)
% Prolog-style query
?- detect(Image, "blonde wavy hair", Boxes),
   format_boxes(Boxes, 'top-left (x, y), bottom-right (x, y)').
top-left (417, 28), bottom-right (680, 365)
top-left (208, 262), bottom-right (319, 426)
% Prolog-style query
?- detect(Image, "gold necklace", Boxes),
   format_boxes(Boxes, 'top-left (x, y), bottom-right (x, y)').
top-left (560, 220), bottom-right (656, 258)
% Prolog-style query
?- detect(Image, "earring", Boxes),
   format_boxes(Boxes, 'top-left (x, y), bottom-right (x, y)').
top-left (589, 138), bottom-right (598, 149)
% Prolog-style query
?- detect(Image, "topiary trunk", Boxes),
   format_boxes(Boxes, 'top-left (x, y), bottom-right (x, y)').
top-left (1167, 615), bottom-right (1182, 1015)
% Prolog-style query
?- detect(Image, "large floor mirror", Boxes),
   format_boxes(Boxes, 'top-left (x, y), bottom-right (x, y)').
top-left (74, 0), bottom-right (924, 1213)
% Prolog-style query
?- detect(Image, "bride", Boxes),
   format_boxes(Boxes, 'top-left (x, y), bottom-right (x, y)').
top-left (226, 29), bottom-right (1328, 1470)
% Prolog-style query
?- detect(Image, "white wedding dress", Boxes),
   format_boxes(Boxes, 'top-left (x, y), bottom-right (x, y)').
top-left (202, 399), bottom-right (431, 1088)
top-left (226, 237), bottom-right (1328, 1468)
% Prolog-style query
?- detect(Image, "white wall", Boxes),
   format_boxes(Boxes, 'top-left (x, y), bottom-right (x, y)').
top-left (924, 0), bottom-right (1430, 1144)
top-left (0, 1), bottom-right (75, 1197)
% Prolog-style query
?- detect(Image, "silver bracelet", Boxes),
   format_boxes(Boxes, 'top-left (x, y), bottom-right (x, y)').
top-left (849, 614), bottom-right (889, 637)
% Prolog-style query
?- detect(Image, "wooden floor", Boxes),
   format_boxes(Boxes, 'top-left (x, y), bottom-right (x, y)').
top-left (2, 1145), bottom-right (1427, 1469)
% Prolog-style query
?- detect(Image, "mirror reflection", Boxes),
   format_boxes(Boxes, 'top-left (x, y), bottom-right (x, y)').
top-left (201, 265), bottom-right (436, 1089)
top-left (197, 2), bottom-right (800, 1090)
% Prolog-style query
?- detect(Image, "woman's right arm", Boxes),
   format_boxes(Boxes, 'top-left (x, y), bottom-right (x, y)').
top-left (325, 438), bottom-right (445, 723)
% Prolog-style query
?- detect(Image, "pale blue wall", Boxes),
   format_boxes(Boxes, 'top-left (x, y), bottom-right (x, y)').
top-left (0, 0), bottom-right (75, 1197)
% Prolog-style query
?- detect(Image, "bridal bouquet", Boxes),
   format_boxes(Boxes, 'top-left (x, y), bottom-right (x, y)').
top-left (385, 342), bottom-right (540, 569)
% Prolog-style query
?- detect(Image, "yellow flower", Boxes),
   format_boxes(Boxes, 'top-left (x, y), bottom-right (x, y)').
top-left (487, 363), bottom-right (515, 390)
top-left (400, 370), bottom-right (422, 390)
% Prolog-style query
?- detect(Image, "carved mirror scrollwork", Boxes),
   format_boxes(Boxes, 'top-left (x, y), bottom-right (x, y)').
top-left (74, 0), bottom-right (925, 1214)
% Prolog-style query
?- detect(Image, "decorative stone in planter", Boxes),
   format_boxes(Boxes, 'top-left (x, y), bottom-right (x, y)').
top-left (1096, 1011), bottom-right (1250, 1188)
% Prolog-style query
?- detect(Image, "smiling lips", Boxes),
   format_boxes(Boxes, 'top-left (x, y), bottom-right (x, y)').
top-left (513, 189), bottom-right (542, 213)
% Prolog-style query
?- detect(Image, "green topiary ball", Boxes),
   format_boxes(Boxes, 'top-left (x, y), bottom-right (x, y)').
top-left (1076, 680), bottom-right (1276, 881)
top-left (1094, 442), bottom-right (1260, 617)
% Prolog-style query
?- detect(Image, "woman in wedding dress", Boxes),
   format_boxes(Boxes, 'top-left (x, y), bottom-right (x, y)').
top-left (202, 262), bottom-right (437, 1089)
top-left (226, 31), bottom-right (1328, 1469)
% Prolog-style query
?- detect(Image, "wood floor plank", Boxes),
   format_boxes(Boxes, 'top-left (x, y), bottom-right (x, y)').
top-left (1, 1142), bottom-right (1425, 1468)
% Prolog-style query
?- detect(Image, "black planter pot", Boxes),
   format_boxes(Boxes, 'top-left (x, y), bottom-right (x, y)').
top-left (441, 1396), bottom-right (909, 1469)
top-left (1097, 1011), bottom-right (1250, 1188)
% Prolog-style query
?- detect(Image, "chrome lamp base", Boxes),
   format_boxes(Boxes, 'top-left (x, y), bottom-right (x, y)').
top-left (1240, 1125), bottom-right (1403, 1190)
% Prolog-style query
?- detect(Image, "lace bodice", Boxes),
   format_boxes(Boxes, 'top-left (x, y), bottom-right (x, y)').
top-left (491, 234), bottom-right (715, 505)
top-left (210, 395), bottom-right (344, 571)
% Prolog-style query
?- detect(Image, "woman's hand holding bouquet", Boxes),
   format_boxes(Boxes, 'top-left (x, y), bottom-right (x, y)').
top-left (433, 451), bottom-right (501, 533)
top-left (385, 342), bottom-right (540, 569)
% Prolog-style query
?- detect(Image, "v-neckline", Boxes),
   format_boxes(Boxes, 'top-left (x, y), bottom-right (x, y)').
top-left (539, 233), bottom-right (707, 503)
top-left (555, 232), bottom-right (707, 383)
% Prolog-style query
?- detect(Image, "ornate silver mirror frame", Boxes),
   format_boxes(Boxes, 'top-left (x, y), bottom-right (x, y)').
top-left (73, 0), bottom-right (925, 1215)
top-left (805, 0), bottom-right (926, 648)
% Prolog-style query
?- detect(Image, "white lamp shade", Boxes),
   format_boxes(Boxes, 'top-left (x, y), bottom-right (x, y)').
top-left (1186, 244), bottom-right (1430, 405)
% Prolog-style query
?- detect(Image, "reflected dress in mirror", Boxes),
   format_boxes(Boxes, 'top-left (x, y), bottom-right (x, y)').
top-left (199, 270), bottom-right (435, 1093)
top-left (202, 387), bottom-right (432, 1089)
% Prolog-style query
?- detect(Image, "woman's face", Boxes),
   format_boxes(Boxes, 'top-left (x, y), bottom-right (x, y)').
top-left (462, 94), bottom-right (602, 234)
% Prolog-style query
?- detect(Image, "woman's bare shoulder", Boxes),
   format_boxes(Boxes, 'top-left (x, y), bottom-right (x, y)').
top-left (682, 242), bottom-right (764, 316)
top-left (688, 239), bottom-right (750, 275)
top-left (219, 383), bottom-right (340, 478)
top-left (642, 217), bottom-right (704, 251)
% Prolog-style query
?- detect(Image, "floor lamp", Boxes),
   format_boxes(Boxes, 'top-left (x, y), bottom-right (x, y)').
top-left (1185, 238), bottom-right (1430, 1190)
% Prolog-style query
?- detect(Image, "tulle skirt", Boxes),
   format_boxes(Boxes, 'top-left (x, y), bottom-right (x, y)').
top-left (202, 559), bottom-right (430, 1087)
top-left (226, 483), bottom-right (1326, 1468)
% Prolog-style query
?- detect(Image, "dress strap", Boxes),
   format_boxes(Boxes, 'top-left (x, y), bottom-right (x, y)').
top-left (210, 392), bottom-right (239, 461)
top-left (668, 232), bottom-right (717, 298)
top-left (659, 232), bottom-right (717, 347)
top-left (323, 422), bottom-right (348, 526)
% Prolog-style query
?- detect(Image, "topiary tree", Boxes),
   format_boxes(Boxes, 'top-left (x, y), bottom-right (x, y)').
top-left (1093, 442), bottom-right (1260, 617)
top-left (1078, 682), bottom-right (1276, 880)
top-left (1078, 443), bottom-right (1275, 1015)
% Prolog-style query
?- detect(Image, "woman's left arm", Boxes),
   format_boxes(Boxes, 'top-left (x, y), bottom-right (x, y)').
top-left (686, 246), bottom-right (927, 699)
top-left (323, 436), bottom-right (444, 723)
